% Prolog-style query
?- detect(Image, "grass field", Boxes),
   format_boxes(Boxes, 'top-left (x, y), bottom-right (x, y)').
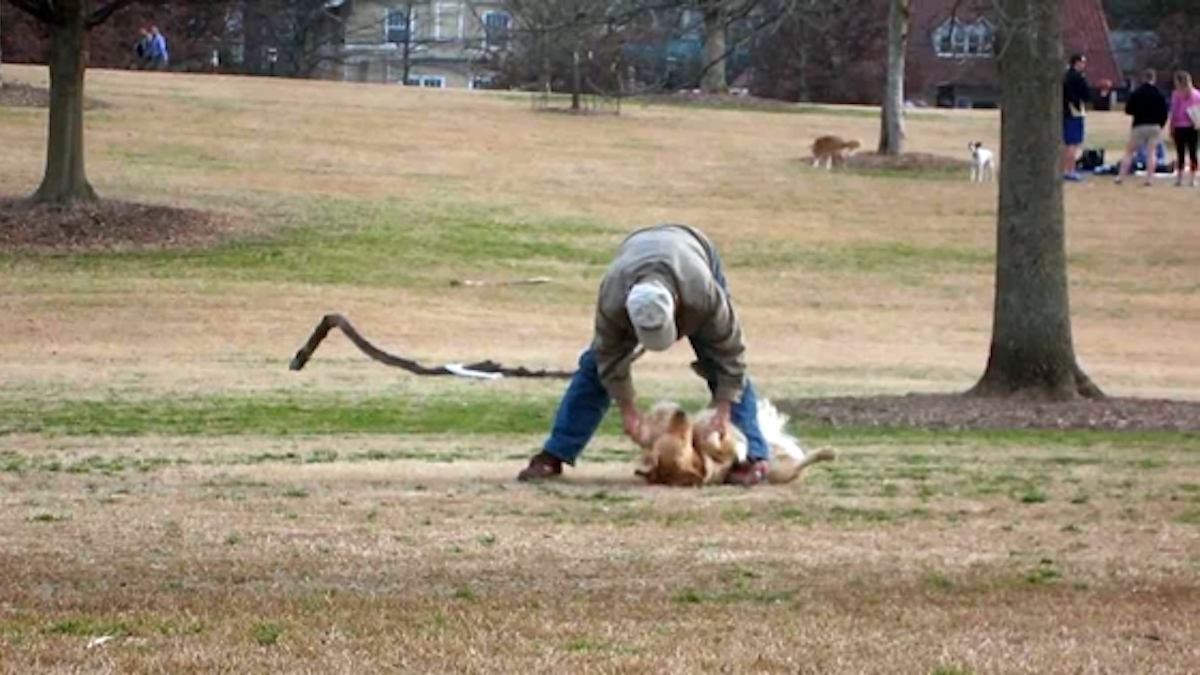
top-left (1, 65), bottom-right (1198, 673)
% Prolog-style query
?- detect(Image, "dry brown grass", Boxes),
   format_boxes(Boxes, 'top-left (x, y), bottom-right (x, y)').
top-left (1, 64), bottom-right (1198, 400)
top-left (2, 65), bottom-right (1200, 672)
top-left (1, 435), bottom-right (1198, 673)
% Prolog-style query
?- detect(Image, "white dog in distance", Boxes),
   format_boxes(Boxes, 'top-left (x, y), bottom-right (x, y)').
top-left (968, 141), bottom-right (995, 183)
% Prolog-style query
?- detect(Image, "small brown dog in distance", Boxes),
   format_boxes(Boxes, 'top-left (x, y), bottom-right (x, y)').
top-left (811, 135), bottom-right (862, 170)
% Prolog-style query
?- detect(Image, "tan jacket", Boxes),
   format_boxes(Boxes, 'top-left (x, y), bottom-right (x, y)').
top-left (592, 224), bottom-right (747, 404)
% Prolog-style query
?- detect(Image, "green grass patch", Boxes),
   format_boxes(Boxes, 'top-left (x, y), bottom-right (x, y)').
top-left (632, 96), bottom-right (940, 120)
top-left (671, 586), bottom-right (796, 605)
top-left (27, 513), bottom-right (70, 523)
top-left (1019, 488), bottom-right (1050, 504)
top-left (925, 572), bottom-right (954, 592)
top-left (1176, 509), bottom-right (1200, 525)
top-left (792, 422), bottom-right (1200, 450)
top-left (2, 198), bottom-right (618, 290)
top-left (0, 392), bottom-right (612, 437)
top-left (5, 392), bottom-right (1199, 452)
top-left (724, 240), bottom-right (991, 276)
top-left (251, 621), bottom-right (283, 646)
top-left (113, 143), bottom-right (239, 172)
top-left (46, 617), bottom-right (134, 637)
top-left (1024, 560), bottom-right (1063, 585)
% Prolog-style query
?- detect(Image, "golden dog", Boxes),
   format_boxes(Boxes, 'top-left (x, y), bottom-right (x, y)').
top-left (811, 135), bottom-right (862, 170)
top-left (634, 398), bottom-right (835, 486)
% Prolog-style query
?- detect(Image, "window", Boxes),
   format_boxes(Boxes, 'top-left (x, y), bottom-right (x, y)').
top-left (470, 74), bottom-right (497, 90)
top-left (932, 18), bottom-right (994, 58)
top-left (386, 7), bottom-right (410, 44)
top-left (483, 11), bottom-right (511, 50)
top-left (405, 75), bottom-right (447, 88)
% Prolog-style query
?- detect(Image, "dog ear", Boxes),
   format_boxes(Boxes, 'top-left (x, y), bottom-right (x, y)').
top-left (667, 409), bottom-right (689, 436)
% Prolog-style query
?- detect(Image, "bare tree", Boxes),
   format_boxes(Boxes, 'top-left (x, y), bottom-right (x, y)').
top-left (240, 0), bottom-right (345, 78)
top-left (498, 0), bottom-right (618, 108)
top-left (877, 0), bottom-right (909, 154)
top-left (698, 1), bottom-right (729, 93)
top-left (8, 0), bottom-right (145, 205)
top-left (968, 0), bottom-right (1102, 400)
top-left (749, 0), bottom-right (888, 103)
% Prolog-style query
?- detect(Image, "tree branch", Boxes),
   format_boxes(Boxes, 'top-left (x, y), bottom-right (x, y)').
top-left (87, 0), bottom-right (139, 28)
top-left (289, 314), bottom-right (578, 379)
top-left (8, 0), bottom-right (59, 25)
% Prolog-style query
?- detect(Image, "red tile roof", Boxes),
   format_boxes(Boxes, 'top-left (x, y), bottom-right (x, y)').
top-left (907, 0), bottom-right (1123, 97)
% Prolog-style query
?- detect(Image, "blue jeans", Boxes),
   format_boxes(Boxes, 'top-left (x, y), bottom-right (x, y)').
top-left (541, 250), bottom-right (768, 464)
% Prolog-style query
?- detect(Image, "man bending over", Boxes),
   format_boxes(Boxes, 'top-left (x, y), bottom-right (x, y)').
top-left (517, 223), bottom-right (771, 487)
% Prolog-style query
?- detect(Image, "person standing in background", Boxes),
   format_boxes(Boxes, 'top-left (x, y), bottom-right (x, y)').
top-left (148, 25), bottom-right (169, 71)
top-left (1062, 54), bottom-right (1090, 182)
top-left (1169, 71), bottom-right (1200, 187)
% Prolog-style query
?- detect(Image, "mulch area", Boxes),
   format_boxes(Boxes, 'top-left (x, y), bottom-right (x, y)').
top-left (779, 394), bottom-right (1200, 433)
top-left (0, 197), bottom-right (232, 252)
top-left (799, 152), bottom-right (970, 174)
top-left (636, 91), bottom-right (814, 113)
top-left (843, 151), bottom-right (970, 173)
top-left (0, 81), bottom-right (105, 110)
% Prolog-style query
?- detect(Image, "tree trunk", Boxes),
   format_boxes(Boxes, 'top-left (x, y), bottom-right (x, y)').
top-left (401, 7), bottom-right (412, 85)
top-left (540, 28), bottom-right (552, 94)
top-left (571, 48), bottom-right (582, 110)
top-left (968, 0), bottom-right (1102, 401)
top-left (32, 4), bottom-right (98, 205)
top-left (700, 5), bottom-right (727, 94)
top-left (878, 0), bottom-right (909, 155)
top-left (795, 35), bottom-right (810, 102)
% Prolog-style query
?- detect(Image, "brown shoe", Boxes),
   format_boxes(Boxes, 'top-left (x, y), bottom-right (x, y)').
top-left (517, 452), bottom-right (563, 482)
top-left (725, 459), bottom-right (768, 487)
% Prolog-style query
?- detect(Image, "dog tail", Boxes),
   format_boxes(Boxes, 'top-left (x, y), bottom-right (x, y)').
top-left (756, 398), bottom-right (803, 460)
top-left (767, 445), bottom-right (837, 485)
top-left (757, 398), bottom-right (836, 484)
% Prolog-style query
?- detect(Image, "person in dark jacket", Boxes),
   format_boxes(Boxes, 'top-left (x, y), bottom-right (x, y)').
top-left (1115, 69), bottom-right (1171, 185)
top-left (1062, 54), bottom-right (1091, 182)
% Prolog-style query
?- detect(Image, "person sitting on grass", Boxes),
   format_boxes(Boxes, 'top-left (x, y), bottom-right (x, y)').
top-left (517, 223), bottom-right (771, 487)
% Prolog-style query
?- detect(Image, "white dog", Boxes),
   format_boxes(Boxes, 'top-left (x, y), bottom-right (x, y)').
top-left (968, 141), bottom-right (995, 182)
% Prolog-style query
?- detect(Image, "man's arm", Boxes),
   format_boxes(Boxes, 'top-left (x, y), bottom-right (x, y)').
top-left (691, 285), bottom-right (747, 404)
top-left (1075, 75), bottom-right (1091, 107)
top-left (592, 305), bottom-right (639, 404)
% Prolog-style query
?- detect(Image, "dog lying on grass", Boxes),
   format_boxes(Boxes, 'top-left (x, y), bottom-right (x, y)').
top-left (633, 398), bottom-right (835, 486)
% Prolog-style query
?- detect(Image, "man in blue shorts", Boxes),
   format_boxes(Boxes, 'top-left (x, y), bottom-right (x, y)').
top-left (1062, 54), bottom-right (1090, 181)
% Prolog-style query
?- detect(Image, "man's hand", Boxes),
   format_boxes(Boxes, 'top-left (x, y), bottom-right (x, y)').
top-left (619, 400), bottom-right (643, 444)
top-left (711, 400), bottom-right (732, 437)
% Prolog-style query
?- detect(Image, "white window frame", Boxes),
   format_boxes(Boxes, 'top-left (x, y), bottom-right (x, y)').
top-left (933, 18), bottom-right (994, 59)
top-left (405, 75), bottom-right (447, 88)
top-left (385, 6), bottom-right (411, 45)
top-left (469, 74), bottom-right (496, 90)
top-left (482, 11), bottom-right (512, 50)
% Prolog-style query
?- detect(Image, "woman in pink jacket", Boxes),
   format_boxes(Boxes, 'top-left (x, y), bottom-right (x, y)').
top-left (1170, 71), bottom-right (1200, 187)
